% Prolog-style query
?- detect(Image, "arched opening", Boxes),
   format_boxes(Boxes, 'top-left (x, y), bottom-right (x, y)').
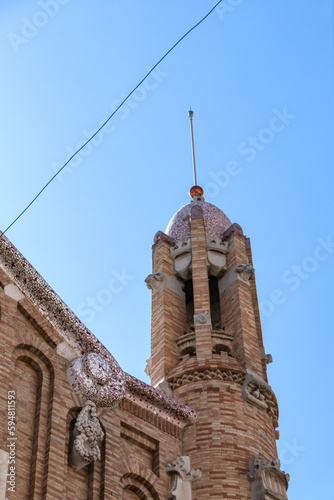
top-left (120, 473), bottom-right (160, 500)
top-left (184, 278), bottom-right (194, 332)
top-left (209, 275), bottom-right (221, 329)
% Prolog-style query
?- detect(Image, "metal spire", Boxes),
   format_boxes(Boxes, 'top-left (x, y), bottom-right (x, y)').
top-left (188, 108), bottom-right (204, 201)
top-left (188, 108), bottom-right (197, 186)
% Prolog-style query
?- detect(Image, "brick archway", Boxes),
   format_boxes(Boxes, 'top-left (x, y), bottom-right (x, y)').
top-left (120, 473), bottom-right (160, 500)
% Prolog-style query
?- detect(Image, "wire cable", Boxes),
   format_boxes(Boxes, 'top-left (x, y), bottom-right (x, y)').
top-left (1, 0), bottom-right (223, 236)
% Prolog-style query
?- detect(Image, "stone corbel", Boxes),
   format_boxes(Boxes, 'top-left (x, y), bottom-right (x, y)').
top-left (242, 370), bottom-right (270, 409)
top-left (69, 400), bottom-right (104, 471)
top-left (170, 240), bottom-right (192, 281)
top-left (144, 358), bottom-right (151, 377)
top-left (265, 353), bottom-right (273, 364)
top-left (260, 347), bottom-right (273, 364)
top-left (144, 272), bottom-right (165, 291)
top-left (170, 239), bottom-right (229, 280)
top-left (248, 456), bottom-right (290, 500)
top-left (170, 240), bottom-right (192, 260)
top-left (236, 264), bottom-right (254, 283)
top-left (144, 271), bottom-right (185, 297)
top-left (166, 456), bottom-right (202, 500)
top-left (206, 238), bottom-right (229, 277)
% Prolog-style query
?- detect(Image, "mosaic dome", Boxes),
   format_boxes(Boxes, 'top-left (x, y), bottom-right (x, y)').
top-left (166, 200), bottom-right (231, 241)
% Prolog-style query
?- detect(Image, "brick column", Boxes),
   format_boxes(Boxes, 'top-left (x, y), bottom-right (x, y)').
top-left (219, 230), bottom-right (263, 376)
top-left (150, 238), bottom-right (186, 387)
top-left (190, 206), bottom-right (212, 361)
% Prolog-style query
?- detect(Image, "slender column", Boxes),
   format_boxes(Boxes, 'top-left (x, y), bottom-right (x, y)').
top-left (190, 205), bottom-right (212, 361)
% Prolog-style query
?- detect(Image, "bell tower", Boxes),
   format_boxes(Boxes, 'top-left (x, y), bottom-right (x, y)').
top-left (145, 187), bottom-right (290, 499)
top-left (145, 110), bottom-right (289, 499)
top-left (145, 110), bottom-right (289, 500)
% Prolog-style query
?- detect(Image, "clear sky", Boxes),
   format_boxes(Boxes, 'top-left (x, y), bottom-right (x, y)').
top-left (1, 1), bottom-right (333, 497)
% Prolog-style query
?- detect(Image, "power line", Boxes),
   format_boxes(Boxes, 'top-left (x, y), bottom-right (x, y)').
top-left (1, 0), bottom-right (223, 236)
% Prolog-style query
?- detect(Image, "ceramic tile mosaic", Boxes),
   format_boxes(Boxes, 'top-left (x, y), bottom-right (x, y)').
top-left (0, 232), bottom-right (195, 421)
top-left (165, 200), bottom-right (231, 241)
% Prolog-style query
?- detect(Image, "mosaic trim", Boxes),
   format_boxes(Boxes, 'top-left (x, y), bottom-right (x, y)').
top-left (125, 374), bottom-right (196, 421)
top-left (165, 200), bottom-right (232, 241)
top-left (0, 233), bottom-right (195, 421)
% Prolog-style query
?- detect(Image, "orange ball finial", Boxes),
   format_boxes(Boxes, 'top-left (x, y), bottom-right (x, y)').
top-left (189, 185), bottom-right (204, 199)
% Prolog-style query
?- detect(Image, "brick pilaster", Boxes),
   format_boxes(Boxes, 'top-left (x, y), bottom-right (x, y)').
top-left (150, 239), bottom-right (185, 386)
top-left (190, 208), bottom-right (212, 360)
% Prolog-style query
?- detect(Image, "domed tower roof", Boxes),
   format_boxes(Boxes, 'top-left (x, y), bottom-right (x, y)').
top-left (166, 110), bottom-right (232, 242)
top-left (165, 198), bottom-right (231, 241)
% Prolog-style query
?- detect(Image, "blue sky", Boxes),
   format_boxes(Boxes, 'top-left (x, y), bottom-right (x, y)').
top-left (1, 1), bottom-right (333, 497)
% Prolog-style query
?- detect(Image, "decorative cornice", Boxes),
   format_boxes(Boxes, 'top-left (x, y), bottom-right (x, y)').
top-left (121, 398), bottom-right (183, 437)
top-left (125, 374), bottom-right (197, 422)
top-left (0, 233), bottom-right (106, 357)
top-left (168, 366), bottom-right (279, 428)
top-left (168, 368), bottom-right (245, 390)
top-left (66, 354), bottom-right (197, 422)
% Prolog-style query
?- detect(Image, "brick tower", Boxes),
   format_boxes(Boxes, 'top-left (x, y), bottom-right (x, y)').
top-left (146, 185), bottom-right (290, 499)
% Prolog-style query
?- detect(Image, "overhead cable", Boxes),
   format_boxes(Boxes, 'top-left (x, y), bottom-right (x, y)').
top-left (2, 0), bottom-right (223, 235)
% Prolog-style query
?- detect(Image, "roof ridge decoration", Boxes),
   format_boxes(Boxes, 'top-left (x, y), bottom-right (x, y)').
top-left (0, 233), bottom-right (195, 423)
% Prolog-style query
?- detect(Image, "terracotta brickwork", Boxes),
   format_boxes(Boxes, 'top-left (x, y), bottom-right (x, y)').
top-left (0, 194), bottom-right (288, 500)
top-left (0, 268), bottom-right (187, 499)
top-left (148, 198), bottom-right (284, 499)
top-left (150, 285), bottom-right (185, 387)
top-left (190, 217), bottom-right (212, 361)
top-left (219, 231), bottom-right (263, 376)
top-left (178, 379), bottom-right (277, 499)
top-left (150, 238), bottom-right (186, 386)
top-left (245, 238), bottom-right (268, 381)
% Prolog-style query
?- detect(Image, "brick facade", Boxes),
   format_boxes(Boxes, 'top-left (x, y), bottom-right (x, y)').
top-left (0, 195), bottom-right (289, 499)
